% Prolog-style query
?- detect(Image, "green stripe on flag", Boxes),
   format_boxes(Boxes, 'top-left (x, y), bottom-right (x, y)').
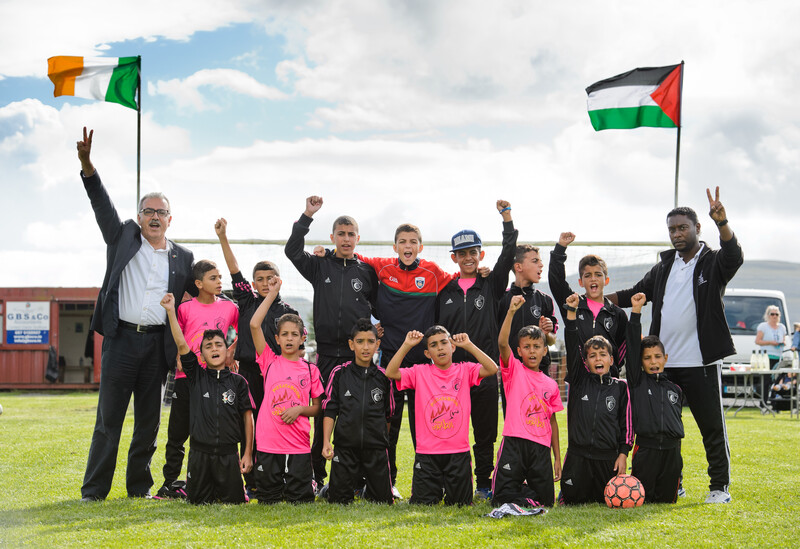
top-left (105, 57), bottom-right (140, 110)
top-left (588, 105), bottom-right (677, 131)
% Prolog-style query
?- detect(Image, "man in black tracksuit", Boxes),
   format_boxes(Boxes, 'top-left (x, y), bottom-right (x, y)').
top-left (549, 235), bottom-right (628, 377)
top-left (561, 294), bottom-right (632, 505)
top-left (435, 200), bottom-right (517, 497)
top-left (626, 294), bottom-right (684, 503)
top-left (285, 196), bottom-right (379, 486)
top-left (162, 294), bottom-right (253, 505)
top-left (321, 320), bottom-right (394, 504)
top-left (608, 188), bottom-right (741, 503)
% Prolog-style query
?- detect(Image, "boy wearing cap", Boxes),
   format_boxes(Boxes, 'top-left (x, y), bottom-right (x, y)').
top-left (435, 200), bottom-right (518, 500)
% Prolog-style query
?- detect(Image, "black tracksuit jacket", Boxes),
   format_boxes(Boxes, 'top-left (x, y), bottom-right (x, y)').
top-left (436, 220), bottom-right (518, 363)
top-left (549, 243), bottom-right (628, 370)
top-left (613, 236), bottom-right (744, 365)
top-left (564, 319), bottom-right (633, 460)
top-left (285, 213), bottom-right (378, 358)
top-left (323, 361), bottom-right (394, 449)
top-left (182, 351), bottom-right (253, 454)
top-left (231, 271), bottom-right (298, 361)
top-left (625, 313), bottom-right (684, 449)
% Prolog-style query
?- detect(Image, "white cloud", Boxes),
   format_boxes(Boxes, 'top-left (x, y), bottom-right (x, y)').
top-left (149, 69), bottom-right (288, 112)
top-left (0, 0), bottom-right (257, 78)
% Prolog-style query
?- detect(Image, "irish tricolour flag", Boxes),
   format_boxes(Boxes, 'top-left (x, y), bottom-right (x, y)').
top-left (586, 64), bottom-right (682, 131)
top-left (47, 56), bottom-right (140, 110)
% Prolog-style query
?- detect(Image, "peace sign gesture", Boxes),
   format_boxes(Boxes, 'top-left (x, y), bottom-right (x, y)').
top-left (706, 186), bottom-right (727, 225)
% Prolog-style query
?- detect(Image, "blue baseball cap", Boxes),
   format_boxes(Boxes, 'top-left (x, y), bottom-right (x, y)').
top-left (450, 229), bottom-right (482, 252)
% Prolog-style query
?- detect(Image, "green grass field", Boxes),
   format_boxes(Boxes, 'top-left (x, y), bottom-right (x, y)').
top-left (0, 392), bottom-right (798, 548)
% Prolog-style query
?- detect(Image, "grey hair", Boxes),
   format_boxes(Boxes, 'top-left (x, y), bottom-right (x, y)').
top-left (764, 305), bottom-right (781, 322)
top-left (138, 192), bottom-right (171, 213)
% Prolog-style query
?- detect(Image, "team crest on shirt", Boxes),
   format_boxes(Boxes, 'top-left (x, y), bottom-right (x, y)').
top-left (522, 392), bottom-right (549, 434)
top-left (606, 395), bottom-right (616, 412)
top-left (603, 317), bottom-right (613, 332)
top-left (531, 305), bottom-right (541, 318)
top-left (415, 276), bottom-right (425, 289)
top-left (453, 379), bottom-right (461, 391)
top-left (298, 376), bottom-right (308, 388)
top-left (474, 295), bottom-right (485, 310)
top-left (668, 390), bottom-right (679, 404)
top-left (425, 395), bottom-right (463, 439)
top-left (371, 387), bottom-right (384, 403)
top-left (222, 389), bottom-right (236, 406)
top-left (351, 278), bottom-right (363, 292)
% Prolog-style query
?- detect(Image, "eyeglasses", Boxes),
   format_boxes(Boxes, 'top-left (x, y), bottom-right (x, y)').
top-left (769, 312), bottom-right (780, 316)
top-left (139, 208), bottom-right (170, 218)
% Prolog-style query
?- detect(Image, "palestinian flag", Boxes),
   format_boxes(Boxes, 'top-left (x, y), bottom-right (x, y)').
top-left (586, 64), bottom-right (682, 131)
top-left (47, 56), bottom-right (140, 110)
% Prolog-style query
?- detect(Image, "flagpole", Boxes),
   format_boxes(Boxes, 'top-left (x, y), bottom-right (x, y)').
top-left (674, 60), bottom-right (685, 208)
top-left (136, 55), bottom-right (141, 211)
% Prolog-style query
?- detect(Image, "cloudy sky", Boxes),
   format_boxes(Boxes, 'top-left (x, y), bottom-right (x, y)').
top-left (1, 0), bottom-right (798, 289)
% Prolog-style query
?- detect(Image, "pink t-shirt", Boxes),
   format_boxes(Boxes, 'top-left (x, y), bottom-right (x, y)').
top-left (397, 362), bottom-right (482, 454)
top-left (500, 355), bottom-right (563, 446)
top-left (586, 298), bottom-right (604, 319)
top-left (457, 277), bottom-right (476, 294)
top-left (255, 347), bottom-right (324, 454)
top-left (176, 297), bottom-right (239, 378)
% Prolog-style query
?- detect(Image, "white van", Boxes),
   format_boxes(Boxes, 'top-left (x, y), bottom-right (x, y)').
top-left (722, 288), bottom-right (791, 365)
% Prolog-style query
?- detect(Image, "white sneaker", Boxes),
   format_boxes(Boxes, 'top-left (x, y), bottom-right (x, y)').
top-left (704, 490), bottom-right (731, 503)
top-left (391, 485), bottom-right (403, 499)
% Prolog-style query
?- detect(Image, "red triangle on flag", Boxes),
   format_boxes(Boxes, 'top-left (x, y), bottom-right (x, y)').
top-left (650, 65), bottom-right (682, 127)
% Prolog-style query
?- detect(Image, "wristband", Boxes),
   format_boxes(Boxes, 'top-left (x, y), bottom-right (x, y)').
top-left (499, 206), bottom-right (511, 214)
top-left (564, 304), bottom-right (577, 312)
top-left (716, 219), bottom-right (728, 227)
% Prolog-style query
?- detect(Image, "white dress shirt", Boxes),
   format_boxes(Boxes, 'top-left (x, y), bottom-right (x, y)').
top-left (659, 244), bottom-right (706, 367)
top-left (118, 238), bottom-right (171, 326)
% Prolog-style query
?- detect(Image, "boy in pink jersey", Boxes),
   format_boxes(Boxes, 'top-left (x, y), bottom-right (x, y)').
top-left (386, 327), bottom-right (498, 506)
top-left (158, 260), bottom-right (239, 499)
top-left (250, 276), bottom-right (323, 504)
top-left (492, 295), bottom-right (563, 507)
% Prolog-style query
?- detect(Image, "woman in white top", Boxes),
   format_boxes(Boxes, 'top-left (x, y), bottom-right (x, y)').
top-left (755, 305), bottom-right (787, 369)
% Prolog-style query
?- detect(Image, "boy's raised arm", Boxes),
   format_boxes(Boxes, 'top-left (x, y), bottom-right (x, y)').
top-left (548, 232), bottom-right (576, 314)
top-left (499, 295), bottom-right (524, 364)
top-left (452, 333), bottom-right (498, 379)
top-left (625, 293), bottom-right (647, 388)
top-left (563, 292), bottom-right (586, 383)
top-left (250, 277), bottom-right (281, 356)
top-left (161, 293), bottom-right (190, 355)
top-left (284, 196), bottom-right (323, 282)
top-left (491, 199), bottom-right (518, 296)
top-left (215, 218), bottom-right (241, 276)
top-left (386, 331), bottom-right (423, 380)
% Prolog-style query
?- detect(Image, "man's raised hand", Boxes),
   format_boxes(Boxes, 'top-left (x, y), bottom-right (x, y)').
top-left (706, 186), bottom-right (727, 224)
top-left (77, 127), bottom-right (95, 175)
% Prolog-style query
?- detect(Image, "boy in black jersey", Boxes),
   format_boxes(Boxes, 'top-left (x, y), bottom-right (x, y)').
top-left (216, 218), bottom-right (298, 495)
top-left (627, 293), bottom-right (684, 503)
top-left (161, 293), bottom-right (253, 505)
top-left (322, 319), bottom-right (394, 504)
top-left (560, 292), bottom-right (632, 505)
top-left (285, 195), bottom-right (378, 487)
top-left (549, 232), bottom-right (628, 376)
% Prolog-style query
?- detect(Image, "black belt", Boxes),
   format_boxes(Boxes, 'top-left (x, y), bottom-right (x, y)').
top-left (119, 320), bottom-right (163, 334)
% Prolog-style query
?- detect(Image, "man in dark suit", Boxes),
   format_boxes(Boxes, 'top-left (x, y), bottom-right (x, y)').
top-left (78, 127), bottom-right (195, 501)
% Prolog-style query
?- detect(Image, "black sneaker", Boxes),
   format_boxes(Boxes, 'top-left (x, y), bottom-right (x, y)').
top-left (157, 480), bottom-right (188, 499)
top-left (80, 495), bottom-right (104, 503)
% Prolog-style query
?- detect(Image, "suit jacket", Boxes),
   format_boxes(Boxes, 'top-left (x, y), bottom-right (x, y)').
top-left (82, 171), bottom-right (195, 368)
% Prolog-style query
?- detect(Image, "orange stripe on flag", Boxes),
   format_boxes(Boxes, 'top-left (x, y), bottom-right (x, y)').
top-left (47, 56), bottom-right (84, 97)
